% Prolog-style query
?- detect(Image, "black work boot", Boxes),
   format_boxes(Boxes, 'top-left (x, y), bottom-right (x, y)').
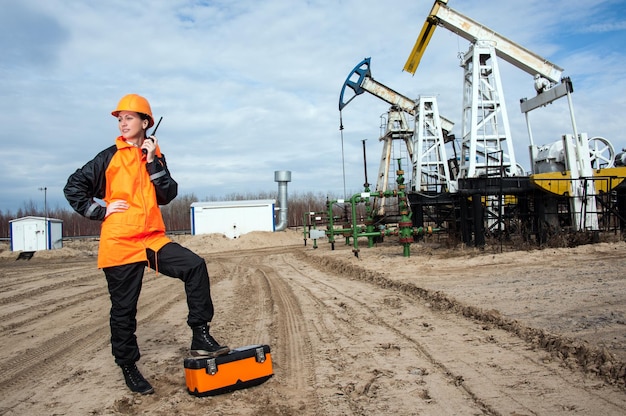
top-left (190, 325), bottom-right (230, 358)
top-left (120, 363), bottom-right (154, 395)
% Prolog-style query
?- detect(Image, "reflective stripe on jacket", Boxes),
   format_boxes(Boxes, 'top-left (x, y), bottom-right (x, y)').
top-left (64, 136), bottom-right (178, 268)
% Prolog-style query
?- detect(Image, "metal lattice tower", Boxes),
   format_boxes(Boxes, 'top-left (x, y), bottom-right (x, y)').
top-left (414, 96), bottom-right (452, 192)
top-left (459, 41), bottom-right (517, 179)
top-left (373, 107), bottom-right (414, 217)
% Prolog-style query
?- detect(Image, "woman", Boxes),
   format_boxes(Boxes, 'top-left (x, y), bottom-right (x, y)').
top-left (64, 94), bottom-right (229, 395)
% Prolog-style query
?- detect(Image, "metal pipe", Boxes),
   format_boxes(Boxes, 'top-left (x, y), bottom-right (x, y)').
top-left (274, 170), bottom-right (291, 231)
top-left (362, 139), bottom-right (370, 190)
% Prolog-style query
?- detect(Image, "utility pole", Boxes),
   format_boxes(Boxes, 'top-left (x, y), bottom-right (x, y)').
top-left (38, 187), bottom-right (47, 250)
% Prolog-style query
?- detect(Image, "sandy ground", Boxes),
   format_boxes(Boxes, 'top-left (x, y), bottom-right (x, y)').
top-left (1, 230), bottom-right (625, 415)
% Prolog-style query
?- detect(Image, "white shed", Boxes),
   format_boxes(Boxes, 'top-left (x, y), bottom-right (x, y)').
top-left (10, 216), bottom-right (64, 251)
top-left (191, 200), bottom-right (277, 239)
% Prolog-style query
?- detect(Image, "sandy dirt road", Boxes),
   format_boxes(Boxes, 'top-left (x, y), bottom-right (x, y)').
top-left (1, 231), bottom-right (625, 415)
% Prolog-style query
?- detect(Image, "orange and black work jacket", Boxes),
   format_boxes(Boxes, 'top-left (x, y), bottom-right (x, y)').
top-left (64, 136), bottom-right (178, 268)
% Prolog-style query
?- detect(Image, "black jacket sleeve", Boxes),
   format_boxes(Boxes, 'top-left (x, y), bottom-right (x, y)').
top-left (146, 153), bottom-right (178, 205)
top-left (63, 146), bottom-right (115, 221)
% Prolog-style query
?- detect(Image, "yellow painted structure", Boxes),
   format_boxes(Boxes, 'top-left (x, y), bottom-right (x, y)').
top-left (530, 167), bottom-right (626, 196)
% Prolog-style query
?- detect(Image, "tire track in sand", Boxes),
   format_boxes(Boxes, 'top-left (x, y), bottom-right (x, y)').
top-left (214, 255), bottom-right (275, 345)
top-left (253, 252), bottom-right (492, 415)
top-left (277, 253), bottom-right (499, 415)
top-left (0, 285), bottom-right (106, 332)
top-left (0, 274), bottom-right (185, 408)
top-left (291, 250), bottom-right (626, 415)
top-left (254, 260), bottom-right (319, 413)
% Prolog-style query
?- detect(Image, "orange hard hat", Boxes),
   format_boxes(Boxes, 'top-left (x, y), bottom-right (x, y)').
top-left (111, 94), bottom-right (154, 128)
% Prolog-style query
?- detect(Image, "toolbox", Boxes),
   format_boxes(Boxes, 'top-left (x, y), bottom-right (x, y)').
top-left (184, 344), bottom-right (273, 396)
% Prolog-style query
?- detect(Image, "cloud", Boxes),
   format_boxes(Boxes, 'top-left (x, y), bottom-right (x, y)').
top-left (0, 2), bottom-right (69, 68)
top-left (581, 20), bottom-right (626, 33)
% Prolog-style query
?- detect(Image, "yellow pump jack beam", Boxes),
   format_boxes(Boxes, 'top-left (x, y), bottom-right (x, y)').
top-left (403, 0), bottom-right (443, 74)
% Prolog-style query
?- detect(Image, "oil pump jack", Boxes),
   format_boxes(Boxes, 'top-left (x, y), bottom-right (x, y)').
top-left (400, 0), bottom-right (626, 244)
top-left (339, 58), bottom-right (456, 223)
top-left (404, 0), bottom-right (561, 180)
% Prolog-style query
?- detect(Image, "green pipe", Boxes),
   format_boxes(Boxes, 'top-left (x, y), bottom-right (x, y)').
top-left (318, 159), bottom-right (442, 257)
top-left (326, 198), bottom-right (353, 249)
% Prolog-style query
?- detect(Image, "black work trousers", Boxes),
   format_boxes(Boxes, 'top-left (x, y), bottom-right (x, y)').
top-left (103, 242), bottom-right (214, 365)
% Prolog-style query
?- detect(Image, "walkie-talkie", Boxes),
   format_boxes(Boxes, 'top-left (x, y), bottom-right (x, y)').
top-left (142, 116), bottom-right (163, 155)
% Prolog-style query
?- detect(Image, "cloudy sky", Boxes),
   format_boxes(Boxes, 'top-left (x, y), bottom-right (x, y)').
top-left (1, 0), bottom-right (624, 214)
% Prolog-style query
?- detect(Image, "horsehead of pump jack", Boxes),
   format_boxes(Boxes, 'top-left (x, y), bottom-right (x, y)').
top-left (274, 170), bottom-right (291, 231)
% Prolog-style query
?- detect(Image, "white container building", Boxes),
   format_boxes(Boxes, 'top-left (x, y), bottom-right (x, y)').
top-left (10, 216), bottom-right (64, 251)
top-left (190, 170), bottom-right (292, 239)
top-left (191, 199), bottom-right (277, 239)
